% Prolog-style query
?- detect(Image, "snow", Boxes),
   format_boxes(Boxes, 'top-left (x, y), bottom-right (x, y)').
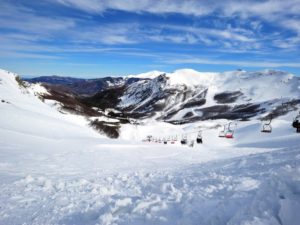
top-left (166, 69), bottom-right (218, 87)
top-left (127, 70), bottom-right (164, 79)
top-left (1, 69), bottom-right (300, 225)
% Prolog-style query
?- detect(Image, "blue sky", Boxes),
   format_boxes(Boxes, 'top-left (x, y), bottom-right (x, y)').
top-left (0, 0), bottom-right (300, 77)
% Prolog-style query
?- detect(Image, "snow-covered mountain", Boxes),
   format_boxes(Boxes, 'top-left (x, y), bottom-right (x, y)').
top-left (67, 69), bottom-right (300, 123)
top-left (1, 68), bottom-right (300, 225)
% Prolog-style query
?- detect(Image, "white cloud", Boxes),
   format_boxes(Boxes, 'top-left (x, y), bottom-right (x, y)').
top-left (165, 57), bottom-right (300, 68)
top-left (223, 1), bottom-right (300, 35)
top-left (0, 1), bottom-right (76, 36)
top-left (0, 51), bottom-right (62, 59)
top-left (273, 36), bottom-right (300, 49)
top-left (53, 0), bottom-right (300, 19)
top-left (55, 0), bottom-right (214, 16)
top-left (53, 0), bottom-right (300, 36)
top-left (282, 19), bottom-right (300, 34)
top-left (0, 0), bottom-right (299, 64)
top-left (74, 25), bottom-right (137, 45)
top-left (56, 0), bottom-right (105, 13)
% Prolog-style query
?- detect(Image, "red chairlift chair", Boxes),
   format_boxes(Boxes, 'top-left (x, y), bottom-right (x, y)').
top-left (225, 122), bottom-right (235, 139)
top-left (225, 130), bottom-right (234, 138)
top-left (171, 135), bottom-right (177, 144)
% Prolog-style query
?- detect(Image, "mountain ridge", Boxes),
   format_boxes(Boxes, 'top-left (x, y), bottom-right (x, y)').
top-left (17, 69), bottom-right (300, 123)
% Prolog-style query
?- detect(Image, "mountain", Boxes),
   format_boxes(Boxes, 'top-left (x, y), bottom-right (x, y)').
top-left (71, 69), bottom-right (300, 123)
top-left (25, 75), bottom-right (140, 97)
top-left (23, 69), bottom-right (300, 125)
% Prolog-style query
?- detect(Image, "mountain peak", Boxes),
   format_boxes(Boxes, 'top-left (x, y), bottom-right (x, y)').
top-left (127, 70), bottom-right (165, 79)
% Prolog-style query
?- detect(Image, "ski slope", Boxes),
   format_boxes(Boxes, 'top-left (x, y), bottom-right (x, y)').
top-left (0, 69), bottom-right (300, 225)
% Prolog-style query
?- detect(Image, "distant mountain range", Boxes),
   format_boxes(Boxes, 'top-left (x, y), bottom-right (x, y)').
top-left (25, 75), bottom-right (140, 96)
top-left (25, 69), bottom-right (300, 124)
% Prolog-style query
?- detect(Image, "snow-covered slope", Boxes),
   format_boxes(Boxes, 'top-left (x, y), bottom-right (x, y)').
top-left (1, 69), bottom-right (300, 225)
top-left (0, 69), bottom-right (102, 139)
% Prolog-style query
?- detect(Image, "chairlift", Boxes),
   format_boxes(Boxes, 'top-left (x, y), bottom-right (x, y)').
top-left (225, 130), bottom-right (234, 138)
top-left (261, 118), bottom-right (272, 133)
top-left (219, 125), bottom-right (226, 138)
top-left (171, 135), bottom-right (177, 144)
top-left (163, 138), bottom-right (167, 144)
top-left (181, 134), bottom-right (187, 145)
top-left (146, 135), bottom-right (152, 142)
top-left (196, 131), bottom-right (203, 144)
top-left (292, 112), bottom-right (300, 133)
top-left (225, 122), bottom-right (235, 138)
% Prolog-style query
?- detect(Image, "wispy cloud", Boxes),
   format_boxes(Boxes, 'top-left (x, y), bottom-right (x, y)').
top-left (53, 0), bottom-right (300, 38)
top-left (0, 51), bottom-right (62, 60)
top-left (165, 57), bottom-right (300, 68)
top-left (1, 0), bottom-right (299, 50)
top-left (54, 0), bottom-right (214, 16)
top-left (163, 25), bottom-right (256, 43)
top-left (53, 0), bottom-right (300, 21)
top-left (0, 2), bottom-right (75, 35)
top-left (0, 0), bottom-right (300, 75)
